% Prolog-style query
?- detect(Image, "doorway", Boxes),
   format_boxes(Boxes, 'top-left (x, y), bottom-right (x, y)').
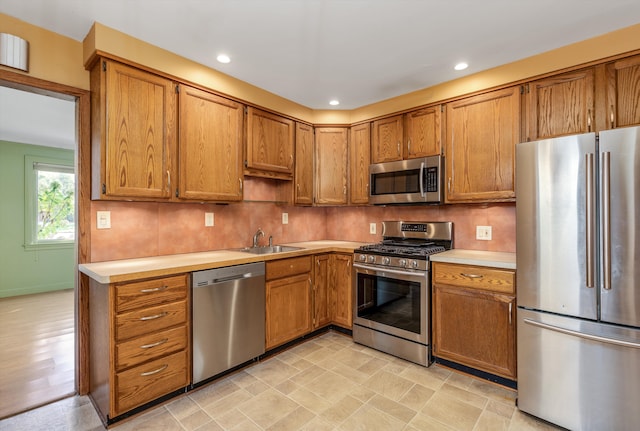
top-left (0, 72), bottom-right (91, 418)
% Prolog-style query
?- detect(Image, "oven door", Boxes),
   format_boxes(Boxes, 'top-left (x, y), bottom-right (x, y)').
top-left (353, 263), bottom-right (428, 344)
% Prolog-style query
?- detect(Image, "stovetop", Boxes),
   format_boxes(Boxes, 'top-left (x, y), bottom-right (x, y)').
top-left (354, 221), bottom-right (453, 271)
top-left (357, 242), bottom-right (446, 258)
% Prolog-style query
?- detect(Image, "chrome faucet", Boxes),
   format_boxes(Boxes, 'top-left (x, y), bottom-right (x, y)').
top-left (252, 228), bottom-right (265, 248)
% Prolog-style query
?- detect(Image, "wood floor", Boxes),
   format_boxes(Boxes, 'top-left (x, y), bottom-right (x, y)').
top-left (0, 289), bottom-right (75, 419)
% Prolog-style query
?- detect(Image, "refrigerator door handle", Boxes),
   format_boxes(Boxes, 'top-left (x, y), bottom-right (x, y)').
top-left (586, 152), bottom-right (595, 288)
top-left (523, 318), bottom-right (640, 349)
top-left (602, 151), bottom-right (612, 290)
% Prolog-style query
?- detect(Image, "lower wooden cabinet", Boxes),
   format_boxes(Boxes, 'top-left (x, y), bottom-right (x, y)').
top-left (331, 253), bottom-right (353, 329)
top-left (432, 262), bottom-right (516, 380)
top-left (89, 274), bottom-right (190, 421)
top-left (312, 253), bottom-right (353, 330)
top-left (312, 254), bottom-right (332, 329)
top-left (265, 256), bottom-right (312, 349)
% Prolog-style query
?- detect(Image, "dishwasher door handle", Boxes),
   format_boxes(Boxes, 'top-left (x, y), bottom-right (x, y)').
top-left (212, 273), bottom-right (254, 284)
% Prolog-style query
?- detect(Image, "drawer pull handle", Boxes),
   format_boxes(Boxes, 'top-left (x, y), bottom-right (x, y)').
top-left (139, 312), bottom-right (168, 321)
top-left (460, 273), bottom-right (483, 279)
top-left (140, 338), bottom-right (168, 349)
top-left (140, 364), bottom-right (168, 376)
top-left (140, 285), bottom-right (168, 293)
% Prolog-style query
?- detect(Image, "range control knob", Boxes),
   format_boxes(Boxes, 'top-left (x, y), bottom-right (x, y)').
top-left (382, 257), bottom-right (391, 265)
top-left (368, 255), bottom-right (376, 264)
top-left (410, 260), bottom-right (419, 268)
top-left (398, 259), bottom-right (407, 267)
top-left (359, 254), bottom-right (367, 262)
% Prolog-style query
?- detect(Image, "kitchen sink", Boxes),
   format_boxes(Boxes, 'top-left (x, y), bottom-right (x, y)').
top-left (238, 245), bottom-right (303, 255)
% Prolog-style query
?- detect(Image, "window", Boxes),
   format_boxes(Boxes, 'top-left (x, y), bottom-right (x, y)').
top-left (24, 156), bottom-right (75, 249)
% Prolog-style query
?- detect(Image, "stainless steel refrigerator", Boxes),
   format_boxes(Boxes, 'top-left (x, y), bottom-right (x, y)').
top-left (516, 125), bottom-right (640, 431)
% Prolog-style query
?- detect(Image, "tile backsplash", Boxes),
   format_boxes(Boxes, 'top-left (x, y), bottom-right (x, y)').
top-left (90, 200), bottom-right (514, 263)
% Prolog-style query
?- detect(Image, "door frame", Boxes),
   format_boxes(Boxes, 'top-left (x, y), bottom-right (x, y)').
top-left (0, 69), bottom-right (91, 395)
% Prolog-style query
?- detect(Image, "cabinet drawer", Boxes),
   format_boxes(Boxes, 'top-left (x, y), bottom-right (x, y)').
top-left (433, 263), bottom-right (515, 294)
top-left (115, 325), bottom-right (188, 371)
top-left (116, 275), bottom-right (188, 313)
top-left (116, 300), bottom-right (187, 341)
top-left (114, 350), bottom-right (188, 416)
top-left (266, 256), bottom-right (312, 280)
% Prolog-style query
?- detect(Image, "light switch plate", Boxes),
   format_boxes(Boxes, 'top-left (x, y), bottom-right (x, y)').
top-left (370, 223), bottom-right (377, 234)
top-left (97, 211), bottom-right (111, 229)
top-left (205, 212), bottom-right (214, 227)
top-left (282, 213), bottom-right (289, 224)
top-left (476, 225), bottom-right (492, 240)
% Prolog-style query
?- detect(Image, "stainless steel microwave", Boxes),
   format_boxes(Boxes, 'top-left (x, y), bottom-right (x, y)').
top-left (369, 155), bottom-right (443, 205)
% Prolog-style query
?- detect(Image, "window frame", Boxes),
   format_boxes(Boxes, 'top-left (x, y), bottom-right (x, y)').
top-left (24, 155), bottom-right (75, 250)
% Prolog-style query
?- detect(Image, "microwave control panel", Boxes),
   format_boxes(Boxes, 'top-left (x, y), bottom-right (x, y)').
top-left (425, 166), bottom-right (438, 192)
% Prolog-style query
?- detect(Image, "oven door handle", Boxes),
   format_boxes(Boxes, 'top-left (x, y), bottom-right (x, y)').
top-left (353, 262), bottom-right (426, 278)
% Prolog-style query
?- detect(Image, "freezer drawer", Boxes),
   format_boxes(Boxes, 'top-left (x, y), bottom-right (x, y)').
top-left (517, 309), bottom-right (640, 431)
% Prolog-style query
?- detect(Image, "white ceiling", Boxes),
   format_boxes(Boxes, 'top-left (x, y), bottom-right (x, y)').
top-left (0, 86), bottom-right (76, 150)
top-left (1, 0), bottom-right (640, 110)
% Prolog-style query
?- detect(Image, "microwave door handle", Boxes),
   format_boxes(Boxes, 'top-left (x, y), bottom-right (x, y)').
top-left (419, 162), bottom-right (425, 197)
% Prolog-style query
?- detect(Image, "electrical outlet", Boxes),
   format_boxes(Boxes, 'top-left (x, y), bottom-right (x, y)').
top-left (370, 223), bottom-right (377, 234)
top-left (205, 212), bottom-right (214, 227)
top-left (476, 226), bottom-right (492, 240)
top-left (97, 211), bottom-right (111, 229)
top-left (282, 213), bottom-right (289, 224)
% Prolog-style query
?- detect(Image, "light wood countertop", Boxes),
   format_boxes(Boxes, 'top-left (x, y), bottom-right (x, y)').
top-left (429, 249), bottom-right (516, 270)
top-left (79, 241), bottom-right (369, 284)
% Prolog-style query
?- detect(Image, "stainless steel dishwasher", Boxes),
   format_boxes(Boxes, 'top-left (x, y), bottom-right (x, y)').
top-left (192, 262), bottom-right (265, 385)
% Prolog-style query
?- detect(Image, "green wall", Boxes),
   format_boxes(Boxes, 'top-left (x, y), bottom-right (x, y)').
top-left (0, 141), bottom-right (75, 298)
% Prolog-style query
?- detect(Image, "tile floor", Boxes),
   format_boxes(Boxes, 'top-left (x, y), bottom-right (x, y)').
top-left (0, 332), bottom-right (562, 431)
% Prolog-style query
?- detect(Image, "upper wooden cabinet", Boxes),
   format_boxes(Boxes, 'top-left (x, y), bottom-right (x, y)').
top-left (349, 123), bottom-right (371, 205)
top-left (294, 122), bottom-right (314, 205)
top-left (245, 107), bottom-right (295, 179)
top-left (525, 68), bottom-right (595, 141)
top-left (91, 59), bottom-right (177, 200)
top-left (315, 127), bottom-right (349, 205)
top-left (177, 85), bottom-right (244, 201)
top-left (445, 86), bottom-right (520, 203)
top-left (371, 107), bottom-right (442, 164)
top-left (604, 54), bottom-right (640, 129)
top-left (371, 115), bottom-right (403, 163)
top-left (404, 106), bottom-right (442, 158)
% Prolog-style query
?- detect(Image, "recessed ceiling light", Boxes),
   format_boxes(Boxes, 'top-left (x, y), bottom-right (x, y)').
top-left (454, 62), bottom-right (468, 71)
top-left (216, 54), bottom-right (231, 64)
top-left (329, 100), bottom-right (340, 106)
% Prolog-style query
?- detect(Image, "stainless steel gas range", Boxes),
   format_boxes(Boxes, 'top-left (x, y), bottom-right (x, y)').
top-left (353, 221), bottom-right (453, 366)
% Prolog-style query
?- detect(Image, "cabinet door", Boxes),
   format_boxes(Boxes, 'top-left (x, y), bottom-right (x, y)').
top-left (371, 115), bottom-right (403, 163)
top-left (445, 86), bottom-right (520, 202)
top-left (405, 106), bottom-right (442, 158)
top-left (526, 68), bottom-right (595, 140)
top-left (433, 283), bottom-right (516, 379)
top-left (265, 273), bottom-right (312, 349)
top-left (349, 123), bottom-right (371, 205)
top-left (102, 60), bottom-right (176, 199)
top-left (605, 54), bottom-right (640, 129)
top-left (313, 254), bottom-right (331, 329)
top-left (246, 107), bottom-right (295, 177)
top-left (315, 128), bottom-right (348, 205)
top-left (178, 85), bottom-right (243, 201)
top-left (294, 123), bottom-right (314, 205)
top-left (331, 253), bottom-right (353, 329)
